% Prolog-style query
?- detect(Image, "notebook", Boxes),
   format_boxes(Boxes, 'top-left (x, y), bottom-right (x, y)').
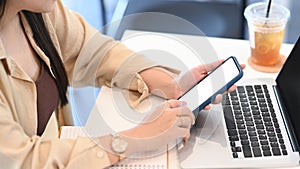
top-left (178, 37), bottom-right (300, 168)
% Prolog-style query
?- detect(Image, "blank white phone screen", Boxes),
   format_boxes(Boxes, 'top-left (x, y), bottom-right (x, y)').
top-left (179, 58), bottom-right (240, 111)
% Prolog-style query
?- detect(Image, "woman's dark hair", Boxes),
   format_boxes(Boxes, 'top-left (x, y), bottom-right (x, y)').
top-left (0, 1), bottom-right (69, 106)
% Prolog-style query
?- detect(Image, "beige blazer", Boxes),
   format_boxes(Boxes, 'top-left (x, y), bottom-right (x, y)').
top-left (0, 0), bottom-right (160, 168)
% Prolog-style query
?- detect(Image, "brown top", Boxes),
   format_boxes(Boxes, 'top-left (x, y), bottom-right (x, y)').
top-left (35, 63), bottom-right (59, 136)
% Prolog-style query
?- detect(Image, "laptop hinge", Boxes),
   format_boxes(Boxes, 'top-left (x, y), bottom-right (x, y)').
top-left (273, 85), bottom-right (300, 152)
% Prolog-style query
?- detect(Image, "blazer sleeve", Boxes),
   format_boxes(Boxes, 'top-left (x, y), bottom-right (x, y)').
top-left (0, 91), bottom-right (114, 169)
top-left (44, 0), bottom-right (171, 106)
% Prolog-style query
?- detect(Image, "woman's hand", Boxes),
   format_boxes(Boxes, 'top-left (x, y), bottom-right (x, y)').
top-left (120, 100), bottom-right (194, 155)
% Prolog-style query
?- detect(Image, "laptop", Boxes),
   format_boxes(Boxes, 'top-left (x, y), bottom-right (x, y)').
top-left (178, 36), bottom-right (300, 168)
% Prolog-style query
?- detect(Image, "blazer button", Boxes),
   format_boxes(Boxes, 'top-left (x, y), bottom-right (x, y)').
top-left (97, 151), bottom-right (104, 158)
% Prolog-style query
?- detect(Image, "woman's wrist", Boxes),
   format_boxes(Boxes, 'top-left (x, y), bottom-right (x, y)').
top-left (140, 66), bottom-right (181, 99)
top-left (97, 131), bottom-right (144, 164)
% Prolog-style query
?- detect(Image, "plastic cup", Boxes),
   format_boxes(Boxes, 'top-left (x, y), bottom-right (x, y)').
top-left (244, 2), bottom-right (290, 72)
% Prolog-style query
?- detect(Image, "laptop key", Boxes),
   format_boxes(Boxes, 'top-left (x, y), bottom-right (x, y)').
top-left (240, 134), bottom-right (248, 140)
top-left (280, 144), bottom-right (286, 150)
top-left (260, 140), bottom-right (269, 145)
top-left (235, 114), bottom-right (243, 119)
top-left (230, 91), bottom-right (237, 96)
top-left (256, 124), bottom-right (265, 129)
top-left (258, 98), bottom-right (265, 102)
top-left (257, 93), bottom-right (264, 98)
top-left (251, 141), bottom-right (259, 147)
top-left (253, 115), bottom-right (262, 120)
top-left (234, 110), bottom-right (242, 115)
top-left (253, 147), bottom-right (262, 157)
top-left (275, 128), bottom-right (281, 133)
top-left (248, 131), bottom-right (257, 136)
top-left (229, 136), bottom-right (239, 141)
top-left (230, 141), bottom-right (236, 147)
top-left (228, 129), bottom-right (238, 136)
top-left (261, 145), bottom-right (270, 151)
top-left (241, 140), bottom-right (250, 145)
top-left (231, 100), bottom-right (240, 105)
top-left (254, 85), bottom-right (261, 89)
top-left (232, 152), bottom-right (238, 158)
top-left (250, 136), bottom-right (258, 142)
top-left (232, 146), bottom-right (242, 152)
top-left (264, 121), bottom-right (273, 126)
top-left (259, 134), bottom-right (267, 140)
top-left (282, 149), bottom-right (288, 155)
top-left (246, 85), bottom-right (253, 91)
top-left (236, 119), bottom-right (244, 124)
top-left (255, 89), bottom-right (263, 93)
top-left (279, 138), bottom-right (284, 144)
top-left (255, 119), bottom-right (263, 124)
top-left (270, 142), bottom-right (279, 148)
top-left (269, 137), bottom-right (277, 142)
top-left (257, 129), bottom-right (265, 135)
top-left (246, 121), bottom-right (254, 126)
top-left (237, 124), bottom-right (246, 129)
top-left (242, 145), bottom-right (252, 158)
top-left (267, 131), bottom-right (276, 137)
top-left (238, 129), bottom-right (247, 135)
top-left (240, 97), bottom-right (248, 102)
top-left (233, 105), bottom-right (241, 110)
top-left (251, 105), bottom-right (259, 110)
top-left (223, 106), bottom-right (236, 129)
top-left (272, 148), bottom-right (281, 156)
top-left (245, 116), bottom-right (253, 121)
top-left (248, 96), bottom-right (256, 100)
top-left (263, 150), bottom-right (272, 156)
top-left (237, 86), bottom-right (245, 93)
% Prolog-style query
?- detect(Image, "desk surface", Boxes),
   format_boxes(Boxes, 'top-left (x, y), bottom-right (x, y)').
top-left (86, 31), bottom-right (297, 169)
top-left (121, 31), bottom-right (298, 169)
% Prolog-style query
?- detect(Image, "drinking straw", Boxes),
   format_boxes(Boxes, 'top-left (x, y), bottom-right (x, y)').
top-left (266, 0), bottom-right (272, 18)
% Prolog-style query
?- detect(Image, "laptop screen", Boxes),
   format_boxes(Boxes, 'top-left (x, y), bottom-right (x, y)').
top-left (276, 37), bottom-right (300, 149)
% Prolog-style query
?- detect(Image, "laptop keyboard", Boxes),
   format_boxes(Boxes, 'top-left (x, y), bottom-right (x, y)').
top-left (222, 85), bottom-right (288, 158)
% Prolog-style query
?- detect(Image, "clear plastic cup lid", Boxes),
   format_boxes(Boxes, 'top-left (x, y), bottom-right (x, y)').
top-left (244, 2), bottom-right (290, 25)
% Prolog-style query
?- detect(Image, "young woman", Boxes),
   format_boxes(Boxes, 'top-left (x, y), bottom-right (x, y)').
top-left (0, 0), bottom-right (242, 168)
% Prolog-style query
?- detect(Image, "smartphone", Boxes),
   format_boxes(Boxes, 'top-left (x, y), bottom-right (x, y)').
top-left (178, 56), bottom-right (243, 113)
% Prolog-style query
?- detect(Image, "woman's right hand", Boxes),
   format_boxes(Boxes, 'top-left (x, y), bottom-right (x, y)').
top-left (120, 100), bottom-right (195, 156)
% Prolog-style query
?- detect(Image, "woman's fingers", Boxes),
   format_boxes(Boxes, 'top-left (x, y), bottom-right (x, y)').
top-left (240, 64), bottom-right (246, 69)
top-left (175, 106), bottom-right (195, 125)
top-left (165, 99), bottom-right (185, 108)
top-left (200, 60), bottom-right (224, 72)
top-left (176, 116), bottom-right (193, 128)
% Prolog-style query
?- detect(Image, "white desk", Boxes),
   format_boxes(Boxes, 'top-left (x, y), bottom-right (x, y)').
top-left (120, 31), bottom-right (298, 169)
top-left (85, 32), bottom-right (298, 168)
